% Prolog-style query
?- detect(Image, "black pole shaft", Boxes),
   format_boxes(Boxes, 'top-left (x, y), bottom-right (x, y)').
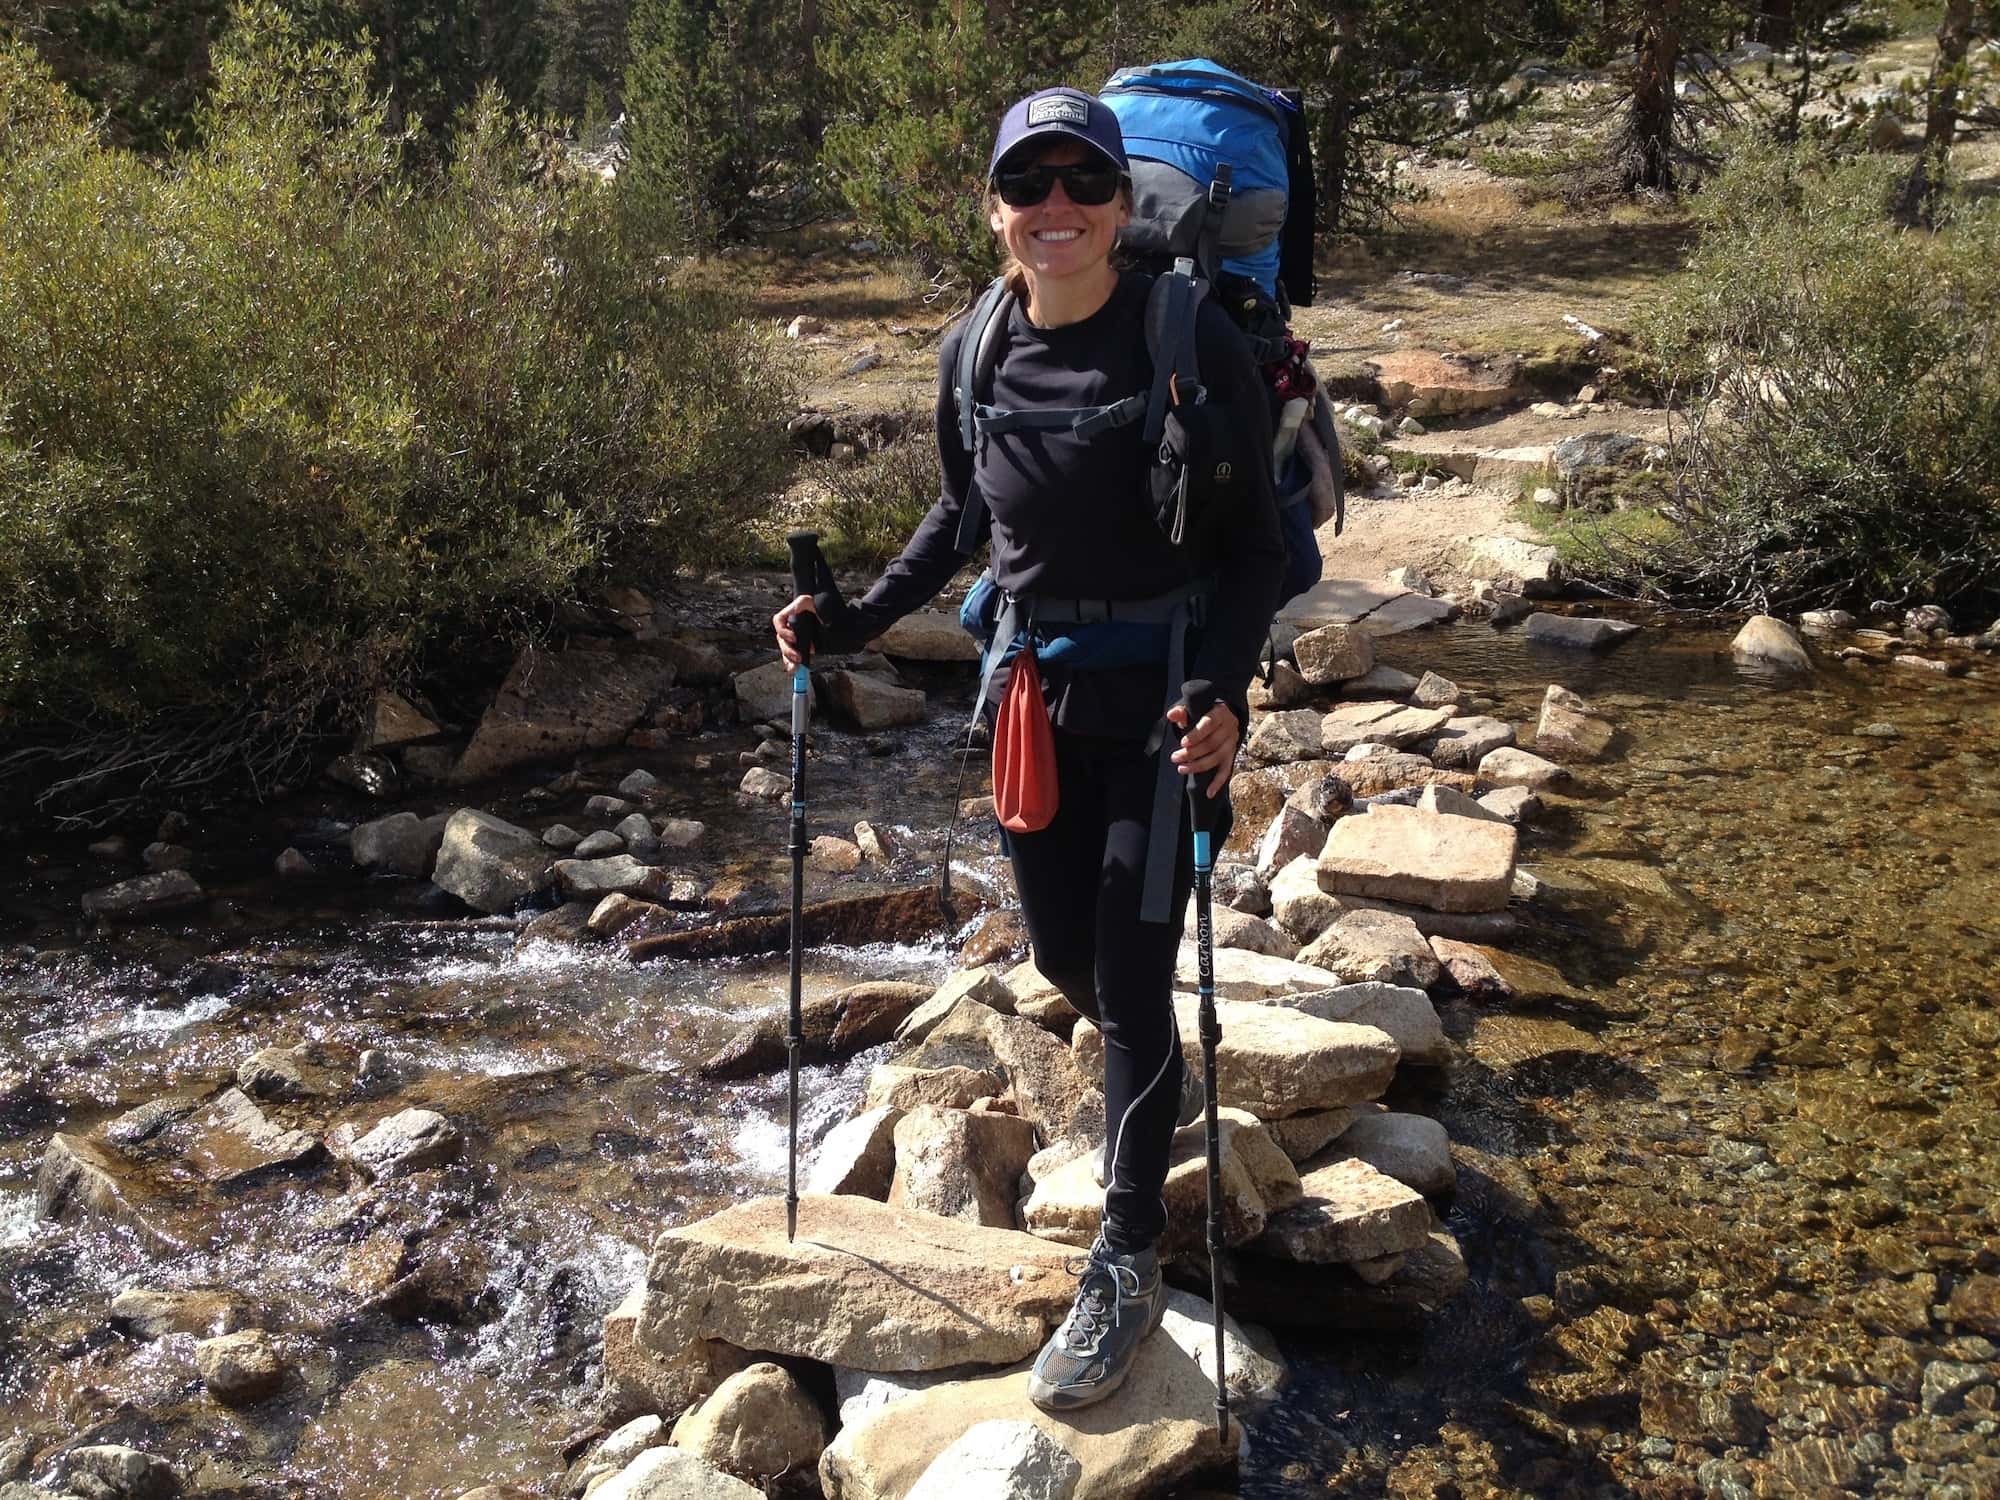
top-left (783, 531), bottom-right (822, 1245)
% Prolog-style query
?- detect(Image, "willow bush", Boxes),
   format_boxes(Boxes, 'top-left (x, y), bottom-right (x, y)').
top-left (0, 7), bottom-right (795, 789)
top-left (1569, 138), bottom-right (2000, 616)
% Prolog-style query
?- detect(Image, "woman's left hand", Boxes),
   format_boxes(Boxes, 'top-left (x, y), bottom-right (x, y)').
top-left (1166, 699), bottom-right (1240, 797)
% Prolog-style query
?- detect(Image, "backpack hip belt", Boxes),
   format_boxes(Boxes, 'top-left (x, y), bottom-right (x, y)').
top-left (972, 577), bottom-right (1214, 926)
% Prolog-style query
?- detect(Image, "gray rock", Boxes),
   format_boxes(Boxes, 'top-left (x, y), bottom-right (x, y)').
top-left (904, 1420), bottom-right (1083, 1500)
top-left (618, 768), bottom-right (660, 799)
top-left (735, 659), bottom-right (813, 723)
top-left (818, 668), bottom-right (927, 730)
top-left (1246, 660), bottom-right (1312, 710)
top-left (137, 841), bottom-right (189, 874)
top-left (1323, 1112), bottom-right (1455, 1195)
top-left (1523, 612), bottom-right (1640, 650)
top-left (739, 767), bottom-right (789, 802)
top-left (1415, 784), bottom-right (1504, 824)
top-left (1286, 775), bottom-right (1353, 823)
top-left (888, 1105), bottom-right (1037, 1228)
top-left (340, 1108), bottom-right (462, 1180)
top-left (585, 794), bottom-right (632, 818)
top-left (1245, 709), bottom-right (1324, 766)
top-left (54, 1445), bottom-right (180, 1500)
top-left (1257, 1156), bottom-right (1432, 1264)
top-left (108, 1287), bottom-right (255, 1340)
top-left (1423, 715), bottom-right (1516, 769)
top-left (1476, 786), bottom-right (1540, 824)
top-left (1293, 623), bottom-right (1376, 684)
top-left (430, 810), bottom-right (551, 913)
top-left (353, 811), bottom-right (446, 877)
top-left (1321, 702), bottom-right (1455, 754)
top-left (1477, 747), bottom-right (1569, 789)
top-left (1285, 982), bottom-right (1448, 1067)
top-left (1920, 1359), bottom-right (1992, 1414)
top-left (554, 855), bottom-right (696, 903)
top-left (1553, 430), bottom-right (1643, 478)
top-left (655, 817), bottom-right (706, 849)
top-left (1798, 609), bottom-right (1856, 635)
top-left (1339, 665), bottom-right (1420, 700)
top-left (1215, 862), bottom-right (1270, 916)
top-left (670, 1360), bottom-right (828, 1483)
top-left (542, 823), bottom-right (583, 850)
top-left (805, 1105), bottom-right (903, 1198)
top-left (877, 612), bottom-right (983, 662)
top-left (1410, 671), bottom-right (1462, 710)
top-left (1255, 802), bottom-right (1330, 880)
top-left (572, 829), bottom-right (625, 858)
top-left (80, 871), bottom-right (203, 920)
top-left (1905, 604), bottom-right (1952, 635)
top-left (454, 647), bottom-right (675, 783)
top-left (590, 1447), bottom-right (762, 1500)
top-left (1535, 684), bottom-right (1616, 761)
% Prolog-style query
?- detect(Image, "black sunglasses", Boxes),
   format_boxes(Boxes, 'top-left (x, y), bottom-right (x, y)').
top-left (993, 161), bottom-right (1123, 209)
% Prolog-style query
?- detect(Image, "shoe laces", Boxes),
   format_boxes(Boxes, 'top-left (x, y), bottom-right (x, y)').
top-left (1058, 1241), bottom-right (1143, 1355)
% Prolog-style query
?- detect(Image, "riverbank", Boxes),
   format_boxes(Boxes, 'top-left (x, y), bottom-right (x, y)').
top-left (6, 591), bottom-right (2000, 1498)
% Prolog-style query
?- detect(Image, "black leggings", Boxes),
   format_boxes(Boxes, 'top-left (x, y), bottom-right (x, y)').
top-left (1005, 728), bottom-right (1229, 1252)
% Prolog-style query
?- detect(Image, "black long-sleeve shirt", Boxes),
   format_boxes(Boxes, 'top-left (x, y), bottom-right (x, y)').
top-left (825, 270), bottom-right (1285, 739)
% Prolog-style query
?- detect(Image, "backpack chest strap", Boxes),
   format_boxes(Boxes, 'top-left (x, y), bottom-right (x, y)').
top-left (972, 395), bottom-right (1147, 441)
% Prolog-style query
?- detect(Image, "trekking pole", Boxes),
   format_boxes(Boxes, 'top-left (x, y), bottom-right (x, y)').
top-left (1177, 678), bottom-right (1230, 1450)
top-left (783, 530), bottom-right (822, 1244)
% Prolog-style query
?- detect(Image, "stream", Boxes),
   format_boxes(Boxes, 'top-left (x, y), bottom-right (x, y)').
top-left (3, 613), bottom-right (1998, 1499)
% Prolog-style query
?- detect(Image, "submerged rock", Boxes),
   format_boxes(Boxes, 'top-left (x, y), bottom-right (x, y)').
top-left (1522, 612), bottom-right (1639, 650)
top-left (337, 1108), bottom-right (462, 1181)
top-left (195, 1328), bottom-right (286, 1406)
top-left (52, 1445), bottom-right (182, 1500)
top-left (108, 1287), bottom-right (255, 1340)
top-left (80, 870), bottom-right (203, 921)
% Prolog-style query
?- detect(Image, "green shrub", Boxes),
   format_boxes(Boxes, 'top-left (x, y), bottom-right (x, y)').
top-left (1568, 137), bottom-right (2000, 615)
top-left (810, 422), bottom-right (942, 568)
top-left (0, 8), bottom-right (796, 803)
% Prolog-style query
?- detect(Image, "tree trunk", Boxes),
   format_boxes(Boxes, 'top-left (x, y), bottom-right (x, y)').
top-left (1622, 0), bottom-right (1681, 192)
top-left (797, 0), bottom-right (821, 145)
top-left (1894, 0), bottom-right (1975, 228)
top-left (1751, 0), bottom-right (1793, 47)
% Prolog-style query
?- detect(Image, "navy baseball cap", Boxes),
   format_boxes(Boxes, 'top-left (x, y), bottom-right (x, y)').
top-left (987, 87), bottom-right (1128, 182)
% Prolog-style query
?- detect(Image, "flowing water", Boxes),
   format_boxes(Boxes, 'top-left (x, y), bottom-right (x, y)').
top-left (3, 618), bottom-right (1998, 1499)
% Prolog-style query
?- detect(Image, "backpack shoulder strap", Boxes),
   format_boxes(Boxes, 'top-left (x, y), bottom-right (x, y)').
top-left (954, 277), bottom-right (1013, 454)
top-left (1142, 258), bottom-right (1210, 447)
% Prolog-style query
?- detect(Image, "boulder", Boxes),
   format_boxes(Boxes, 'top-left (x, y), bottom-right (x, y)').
top-left (895, 969), bottom-right (1015, 1046)
top-left (1461, 536), bottom-right (1562, 597)
top-left (1339, 665), bottom-right (1420, 700)
top-left (1172, 944), bottom-right (1356, 1003)
top-left (356, 690), bottom-right (441, 752)
top-left (1227, 761), bottom-right (1334, 845)
top-left (1535, 684), bottom-right (1615, 761)
top-left (656, 817), bottom-right (706, 850)
top-left (1429, 939), bottom-right (1589, 1008)
top-left (592, 1447), bottom-right (762, 1500)
top-left (1074, 1000), bottom-right (1397, 1118)
top-left (1269, 855), bottom-right (1342, 943)
top-left (734, 660), bottom-right (813, 723)
top-left (183, 1088), bottom-right (323, 1185)
top-left (195, 1329), bottom-right (285, 1406)
top-left (1552, 430), bottom-right (1645, 478)
top-left (1319, 806), bottom-right (1516, 914)
top-left (1476, 786), bottom-right (1540, 824)
top-left (352, 811), bottom-right (445, 877)
top-left (1476, 747), bottom-right (1568, 789)
top-left (1253, 802), bottom-right (1328, 880)
top-left (601, 1285), bottom-right (754, 1424)
top-left (805, 1106), bottom-right (903, 1198)
top-left (1244, 710), bottom-right (1323, 766)
top-left (1522, 613), bottom-right (1639, 650)
top-left (108, 1287), bottom-right (254, 1340)
top-left (1296, 909), bottom-right (1440, 989)
top-left (1731, 614), bottom-right (1811, 673)
top-left (431, 810), bottom-right (552, 913)
top-left (1293, 623), bottom-right (1376, 685)
top-left (864, 1064), bottom-right (1005, 1113)
top-left (455, 647), bottom-right (675, 782)
top-left (1320, 702), bottom-right (1454, 754)
top-left (1321, 1113), bottom-right (1455, 1196)
top-left (338, 1108), bottom-right (462, 1180)
top-left (1285, 982), bottom-right (1448, 1067)
top-left (889, 1105), bottom-right (1037, 1227)
top-left (637, 1197), bottom-right (1077, 1372)
top-left (52, 1446), bottom-right (181, 1500)
top-left (80, 870), bottom-right (203, 921)
top-left (1257, 1157), bottom-right (1432, 1264)
top-left (1209, 906), bottom-right (1297, 960)
top-left (1422, 715), bottom-right (1516, 770)
top-left (820, 1293), bottom-right (1245, 1500)
top-left (901, 1000), bottom-right (1099, 1146)
top-left (1410, 672), bottom-right (1462, 710)
top-left (670, 1361), bottom-right (827, 1482)
top-left (827, 980), bottom-right (932, 1054)
top-left (818, 669), bottom-right (927, 730)
top-left (877, 612), bottom-right (982, 663)
top-left (1368, 349), bottom-right (1526, 415)
top-left (904, 1420), bottom-right (1083, 1500)
top-left (552, 856), bottom-right (688, 902)
top-left (1326, 754), bottom-right (1480, 801)
top-left (1022, 1108), bottom-right (1301, 1256)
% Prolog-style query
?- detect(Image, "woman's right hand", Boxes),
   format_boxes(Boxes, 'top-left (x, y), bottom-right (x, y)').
top-left (773, 594), bottom-right (819, 668)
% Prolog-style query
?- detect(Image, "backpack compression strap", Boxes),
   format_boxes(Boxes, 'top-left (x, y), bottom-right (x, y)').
top-left (1142, 258), bottom-right (1209, 447)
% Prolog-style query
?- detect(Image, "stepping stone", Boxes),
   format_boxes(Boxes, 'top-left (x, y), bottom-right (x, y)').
top-left (1423, 715), bottom-right (1516, 769)
top-left (1297, 909), bottom-right (1440, 990)
top-left (1256, 1157), bottom-right (1432, 1264)
top-left (1284, 982), bottom-right (1448, 1067)
top-left (1320, 702), bottom-right (1454, 754)
top-left (1523, 613), bottom-right (1640, 650)
top-left (1319, 805), bottom-right (1517, 914)
top-left (1319, 1113), bottom-right (1456, 1196)
top-left (638, 1197), bottom-right (1078, 1373)
top-left (1476, 747), bottom-right (1568, 789)
top-left (1535, 684), bottom-right (1616, 761)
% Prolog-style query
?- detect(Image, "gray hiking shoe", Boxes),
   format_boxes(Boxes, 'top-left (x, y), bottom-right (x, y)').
top-left (1026, 1237), bottom-right (1166, 1413)
top-left (1093, 1061), bottom-right (1207, 1187)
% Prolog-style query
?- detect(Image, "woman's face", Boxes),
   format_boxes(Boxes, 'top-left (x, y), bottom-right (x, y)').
top-left (988, 139), bottom-right (1129, 289)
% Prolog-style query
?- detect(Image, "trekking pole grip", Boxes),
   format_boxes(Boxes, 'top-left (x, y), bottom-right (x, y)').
top-left (786, 530), bottom-right (821, 658)
top-left (1178, 678), bottom-right (1225, 836)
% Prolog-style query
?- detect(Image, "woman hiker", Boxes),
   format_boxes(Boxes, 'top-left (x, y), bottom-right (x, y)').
top-left (773, 85), bottom-right (1283, 1411)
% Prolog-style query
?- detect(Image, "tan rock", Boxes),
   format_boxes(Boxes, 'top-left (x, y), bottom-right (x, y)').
top-left (356, 689), bottom-right (441, 752)
top-left (1285, 982), bottom-right (1448, 1067)
top-left (875, 611), bottom-right (982, 662)
top-left (1429, 939), bottom-right (1588, 1006)
top-left (1253, 802), bottom-right (1328, 879)
top-left (1415, 784), bottom-right (1505, 824)
top-left (108, 1287), bottom-right (255, 1340)
top-left (1293, 623), bottom-right (1376, 685)
top-left (895, 967), bottom-right (1017, 1046)
top-left (196, 1328), bottom-right (285, 1406)
top-left (1730, 614), bottom-right (1810, 673)
top-left (809, 835), bottom-right (864, 873)
top-left (638, 1197), bottom-right (1077, 1372)
top-left (1319, 805), bottom-right (1516, 914)
top-left (595, 1446), bottom-right (764, 1500)
top-left (601, 1284), bottom-right (752, 1423)
top-left (902, 998), bottom-right (1099, 1145)
top-left (1366, 349), bottom-right (1527, 417)
top-left (1074, 1000), bottom-right (1398, 1119)
top-left (1321, 1113), bottom-right (1455, 1196)
top-left (889, 1106), bottom-right (1037, 1228)
top-left (1228, 761), bottom-right (1332, 849)
top-left (1022, 1108), bottom-right (1301, 1256)
top-left (1295, 909), bottom-right (1440, 989)
top-left (1257, 1157), bottom-right (1432, 1264)
top-left (1244, 709), bottom-right (1324, 766)
top-left (1004, 960), bottom-right (1086, 1036)
top-left (805, 1106), bottom-right (902, 1198)
top-left (670, 1360), bottom-right (827, 1482)
top-left (1466, 1014), bottom-right (1603, 1069)
top-left (1320, 702), bottom-right (1455, 754)
top-left (1534, 684), bottom-right (1615, 761)
top-left (1269, 853), bottom-right (1343, 943)
top-left (1325, 753), bottom-right (1479, 801)
top-left (1423, 715), bottom-right (1516, 770)
top-left (1264, 1108), bottom-right (1359, 1164)
top-left (1209, 905), bottom-right (1298, 960)
top-left (863, 1064), bottom-right (1004, 1113)
top-left (819, 1309), bottom-right (1243, 1500)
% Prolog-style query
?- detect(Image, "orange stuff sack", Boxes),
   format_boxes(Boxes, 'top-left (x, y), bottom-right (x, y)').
top-left (992, 650), bottom-right (1058, 833)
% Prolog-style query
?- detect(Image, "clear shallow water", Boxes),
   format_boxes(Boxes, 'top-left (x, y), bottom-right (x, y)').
top-left (4, 619), bottom-right (1998, 1498)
